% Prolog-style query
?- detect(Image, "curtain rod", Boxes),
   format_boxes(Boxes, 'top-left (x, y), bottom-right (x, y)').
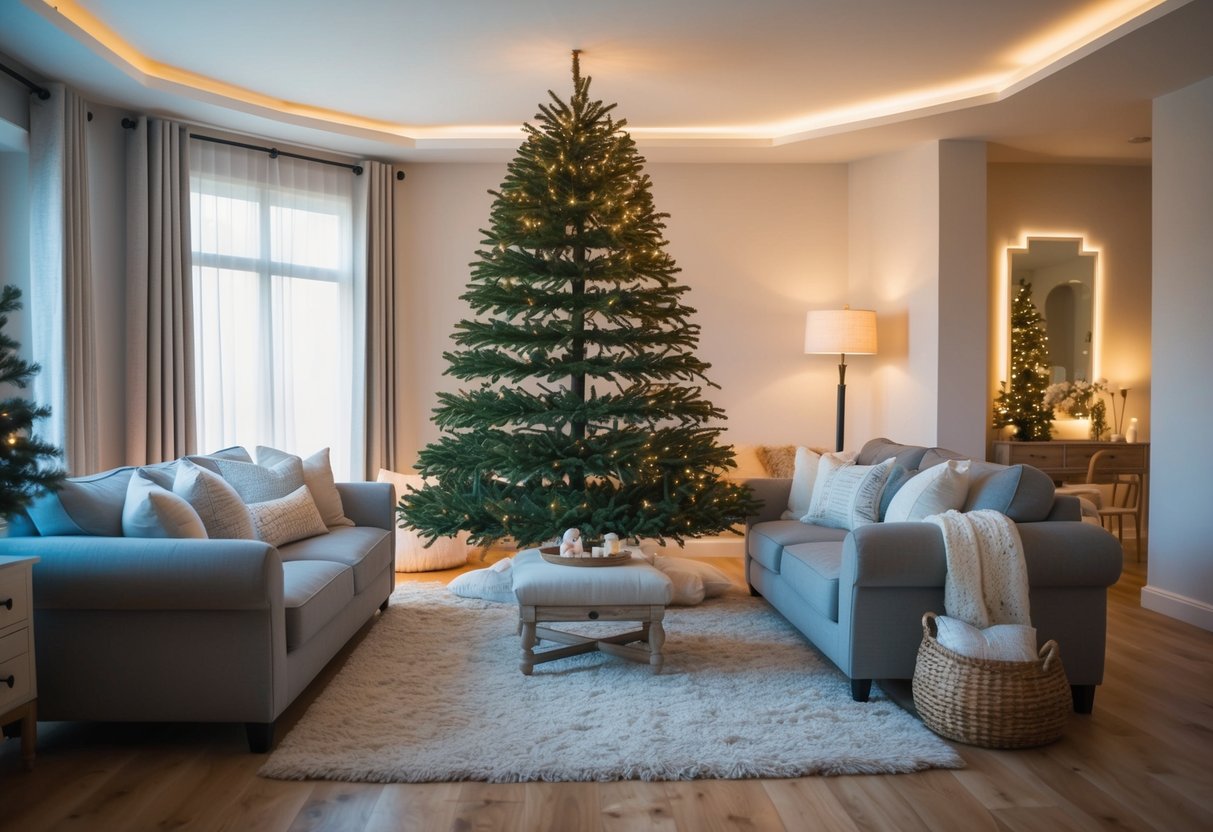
top-left (121, 117), bottom-right (363, 175)
top-left (1, 62), bottom-right (51, 100)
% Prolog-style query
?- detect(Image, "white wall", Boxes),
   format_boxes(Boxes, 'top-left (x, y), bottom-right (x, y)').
top-left (1144, 74), bottom-right (1213, 631)
top-left (848, 143), bottom-right (941, 450)
top-left (987, 163), bottom-right (1152, 443)
top-left (394, 162), bottom-right (850, 472)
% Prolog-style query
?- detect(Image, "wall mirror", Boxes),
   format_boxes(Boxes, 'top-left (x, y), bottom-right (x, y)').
top-left (1008, 237), bottom-right (1096, 390)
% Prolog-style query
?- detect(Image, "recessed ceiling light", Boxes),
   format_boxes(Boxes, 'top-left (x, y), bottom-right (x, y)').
top-left (1128, 136), bottom-right (1152, 144)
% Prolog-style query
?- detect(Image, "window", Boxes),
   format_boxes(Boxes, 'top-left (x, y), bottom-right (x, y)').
top-left (190, 141), bottom-right (359, 478)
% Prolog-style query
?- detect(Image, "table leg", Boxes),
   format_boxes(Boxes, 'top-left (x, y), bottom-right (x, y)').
top-left (520, 615), bottom-right (537, 676)
top-left (648, 608), bottom-right (665, 674)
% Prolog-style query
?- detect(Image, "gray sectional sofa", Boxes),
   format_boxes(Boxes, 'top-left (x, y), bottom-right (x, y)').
top-left (744, 438), bottom-right (1123, 712)
top-left (0, 451), bottom-right (394, 752)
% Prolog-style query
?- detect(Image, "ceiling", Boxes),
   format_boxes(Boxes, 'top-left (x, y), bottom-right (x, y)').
top-left (1, 0), bottom-right (1212, 164)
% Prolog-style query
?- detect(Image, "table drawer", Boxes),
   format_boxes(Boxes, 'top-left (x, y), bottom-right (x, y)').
top-left (0, 567), bottom-right (31, 630)
top-left (1069, 445), bottom-right (1147, 473)
top-left (1000, 444), bottom-right (1066, 469)
top-left (0, 630), bottom-right (32, 711)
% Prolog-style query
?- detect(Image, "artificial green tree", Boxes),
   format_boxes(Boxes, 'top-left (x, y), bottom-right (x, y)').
top-left (0, 285), bottom-right (64, 518)
top-left (993, 279), bottom-right (1053, 441)
top-left (401, 53), bottom-right (757, 547)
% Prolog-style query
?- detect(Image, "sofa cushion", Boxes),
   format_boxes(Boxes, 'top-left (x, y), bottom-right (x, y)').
top-left (781, 542), bottom-right (843, 622)
top-left (210, 455), bottom-right (305, 504)
top-left (747, 520), bottom-right (847, 573)
top-left (885, 459), bottom-right (972, 522)
top-left (122, 469), bottom-right (209, 539)
top-left (855, 438), bottom-right (929, 470)
top-left (26, 467), bottom-right (135, 537)
top-left (282, 560), bottom-right (355, 651)
top-left (248, 485), bottom-right (329, 547)
top-left (256, 446), bottom-right (353, 528)
top-left (805, 456), bottom-right (895, 530)
top-left (174, 459), bottom-right (256, 540)
top-left (279, 525), bottom-right (392, 593)
top-left (964, 462), bottom-right (1056, 522)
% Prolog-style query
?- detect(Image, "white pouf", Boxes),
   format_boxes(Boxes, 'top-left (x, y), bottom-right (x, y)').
top-left (376, 469), bottom-right (470, 572)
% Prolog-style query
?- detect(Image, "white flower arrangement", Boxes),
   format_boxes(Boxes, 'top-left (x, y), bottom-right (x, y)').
top-left (1043, 378), bottom-right (1109, 418)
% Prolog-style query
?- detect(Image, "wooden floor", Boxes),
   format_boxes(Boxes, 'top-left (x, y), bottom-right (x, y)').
top-left (2, 541), bottom-right (1211, 831)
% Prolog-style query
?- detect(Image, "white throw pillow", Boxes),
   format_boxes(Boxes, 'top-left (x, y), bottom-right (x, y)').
top-left (654, 555), bottom-right (733, 598)
top-left (122, 469), bottom-right (208, 539)
top-left (781, 446), bottom-right (822, 520)
top-left (448, 558), bottom-right (515, 604)
top-left (173, 459), bottom-right (256, 540)
top-left (934, 615), bottom-right (1038, 662)
top-left (804, 456), bottom-right (895, 530)
top-left (210, 455), bottom-right (305, 504)
top-left (656, 562), bottom-right (706, 606)
top-left (247, 485), bottom-right (329, 548)
top-left (257, 446), bottom-right (353, 527)
top-left (884, 459), bottom-right (973, 523)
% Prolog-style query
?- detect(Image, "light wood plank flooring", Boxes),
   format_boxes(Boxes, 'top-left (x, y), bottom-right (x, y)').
top-left (2, 541), bottom-right (1210, 831)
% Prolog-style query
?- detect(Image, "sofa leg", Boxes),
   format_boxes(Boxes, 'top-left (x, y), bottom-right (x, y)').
top-left (1071, 684), bottom-right (1096, 714)
top-left (748, 583), bottom-right (760, 598)
top-left (851, 679), bottom-right (873, 702)
top-left (246, 721), bottom-right (275, 753)
top-left (379, 596), bottom-right (390, 612)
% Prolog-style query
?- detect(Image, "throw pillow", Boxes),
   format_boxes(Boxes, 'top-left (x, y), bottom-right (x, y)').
top-left (756, 445), bottom-right (796, 478)
top-left (256, 446), bottom-right (353, 527)
top-left (211, 455), bottom-right (305, 504)
top-left (173, 459), bottom-right (256, 540)
top-left (934, 615), bottom-right (1038, 662)
top-left (884, 459), bottom-right (973, 523)
top-left (247, 485), bottom-right (329, 548)
top-left (655, 561), bottom-right (706, 606)
top-left (448, 558), bottom-right (515, 604)
top-left (654, 556), bottom-right (733, 598)
top-left (121, 469), bottom-right (208, 539)
top-left (804, 456), bottom-right (895, 531)
top-left (185, 445), bottom-right (254, 474)
top-left (781, 446), bottom-right (839, 520)
top-left (878, 464), bottom-right (916, 521)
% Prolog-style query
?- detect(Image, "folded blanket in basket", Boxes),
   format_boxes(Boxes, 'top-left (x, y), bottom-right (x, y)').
top-left (926, 509), bottom-right (1031, 628)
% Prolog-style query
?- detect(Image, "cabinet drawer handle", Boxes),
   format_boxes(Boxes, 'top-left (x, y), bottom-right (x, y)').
top-left (588, 611), bottom-right (600, 620)
top-left (1, 675), bottom-right (13, 689)
top-left (0, 598), bottom-right (11, 610)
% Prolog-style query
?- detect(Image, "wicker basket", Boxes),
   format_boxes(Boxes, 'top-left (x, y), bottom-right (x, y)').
top-left (912, 611), bottom-right (1071, 749)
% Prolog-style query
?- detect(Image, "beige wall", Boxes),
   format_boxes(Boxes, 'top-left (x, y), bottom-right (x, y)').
top-left (394, 162), bottom-right (850, 472)
top-left (987, 163), bottom-right (1152, 444)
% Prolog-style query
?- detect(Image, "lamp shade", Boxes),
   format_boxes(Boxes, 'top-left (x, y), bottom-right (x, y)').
top-left (804, 307), bottom-right (878, 355)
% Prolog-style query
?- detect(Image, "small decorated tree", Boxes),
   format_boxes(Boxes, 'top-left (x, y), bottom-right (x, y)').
top-left (0, 285), bottom-right (64, 518)
top-left (993, 279), bottom-right (1053, 441)
top-left (401, 53), bottom-right (757, 547)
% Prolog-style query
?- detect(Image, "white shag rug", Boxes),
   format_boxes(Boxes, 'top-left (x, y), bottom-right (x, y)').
top-left (260, 582), bottom-right (962, 783)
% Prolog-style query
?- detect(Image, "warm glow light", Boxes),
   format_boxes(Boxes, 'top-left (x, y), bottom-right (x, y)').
top-left (34, 0), bottom-right (1173, 150)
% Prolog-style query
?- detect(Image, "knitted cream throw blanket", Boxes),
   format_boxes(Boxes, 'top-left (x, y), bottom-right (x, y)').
top-left (926, 509), bottom-right (1031, 627)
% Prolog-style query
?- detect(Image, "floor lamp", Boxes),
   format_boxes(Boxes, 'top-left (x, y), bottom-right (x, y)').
top-left (804, 306), bottom-right (878, 452)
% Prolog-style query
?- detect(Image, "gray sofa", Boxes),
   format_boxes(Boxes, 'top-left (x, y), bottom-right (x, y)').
top-left (0, 454), bottom-right (395, 752)
top-left (744, 438), bottom-right (1123, 713)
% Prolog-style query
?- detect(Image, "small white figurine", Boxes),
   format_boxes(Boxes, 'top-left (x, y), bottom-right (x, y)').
top-left (604, 532), bottom-right (621, 555)
top-left (560, 528), bottom-right (583, 557)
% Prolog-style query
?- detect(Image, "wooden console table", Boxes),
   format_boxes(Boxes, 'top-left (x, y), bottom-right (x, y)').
top-left (991, 440), bottom-right (1149, 486)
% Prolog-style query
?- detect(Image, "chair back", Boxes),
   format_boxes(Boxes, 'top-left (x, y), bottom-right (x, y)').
top-left (1086, 449), bottom-right (1140, 509)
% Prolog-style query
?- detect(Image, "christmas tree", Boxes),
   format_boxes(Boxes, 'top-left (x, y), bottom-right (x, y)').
top-left (993, 279), bottom-right (1053, 441)
top-left (401, 52), bottom-right (757, 547)
top-left (0, 285), bottom-right (64, 518)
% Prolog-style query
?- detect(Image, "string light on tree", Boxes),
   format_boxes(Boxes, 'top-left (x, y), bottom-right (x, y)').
top-left (993, 279), bottom-right (1053, 441)
top-left (400, 51), bottom-right (757, 547)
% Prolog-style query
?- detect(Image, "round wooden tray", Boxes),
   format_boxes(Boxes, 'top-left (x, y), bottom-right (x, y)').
top-left (538, 546), bottom-right (633, 567)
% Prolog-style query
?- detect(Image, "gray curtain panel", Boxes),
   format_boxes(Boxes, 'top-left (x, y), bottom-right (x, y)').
top-left (124, 117), bottom-right (196, 465)
top-left (362, 160), bottom-right (398, 478)
top-left (29, 83), bottom-right (98, 475)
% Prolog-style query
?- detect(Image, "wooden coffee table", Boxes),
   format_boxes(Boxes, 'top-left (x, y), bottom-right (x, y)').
top-left (511, 548), bottom-right (674, 674)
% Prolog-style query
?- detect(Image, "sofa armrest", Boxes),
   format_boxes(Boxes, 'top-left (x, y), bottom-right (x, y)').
top-left (742, 477), bottom-right (792, 528)
top-left (2, 536), bottom-right (282, 611)
top-left (845, 523), bottom-right (948, 587)
top-left (336, 481), bottom-right (395, 531)
top-left (1017, 522), bottom-right (1123, 587)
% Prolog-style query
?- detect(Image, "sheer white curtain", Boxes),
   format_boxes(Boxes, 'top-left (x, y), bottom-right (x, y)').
top-left (189, 140), bottom-right (361, 479)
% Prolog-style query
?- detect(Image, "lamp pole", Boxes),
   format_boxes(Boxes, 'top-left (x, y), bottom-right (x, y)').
top-left (835, 354), bottom-right (848, 453)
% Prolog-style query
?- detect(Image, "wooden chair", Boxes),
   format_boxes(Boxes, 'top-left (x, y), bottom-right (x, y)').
top-left (1086, 449), bottom-right (1144, 559)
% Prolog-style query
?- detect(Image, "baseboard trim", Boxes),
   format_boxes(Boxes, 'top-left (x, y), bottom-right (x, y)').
top-left (1141, 584), bottom-right (1213, 632)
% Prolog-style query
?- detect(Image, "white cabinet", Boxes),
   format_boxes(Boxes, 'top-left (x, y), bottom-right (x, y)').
top-left (0, 555), bottom-right (38, 771)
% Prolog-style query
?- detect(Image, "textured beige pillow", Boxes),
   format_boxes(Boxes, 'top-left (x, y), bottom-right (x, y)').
top-left (248, 485), bottom-right (329, 548)
top-left (173, 459), bottom-right (256, 540)
top-left (211, 455), bottom-right (305, 503)
top-left (257, 446), bottom-right (353, 527)
top-left (756, 445), bottom-right (796, 478)
top-left (122, 469), bottom-right (208, 539)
